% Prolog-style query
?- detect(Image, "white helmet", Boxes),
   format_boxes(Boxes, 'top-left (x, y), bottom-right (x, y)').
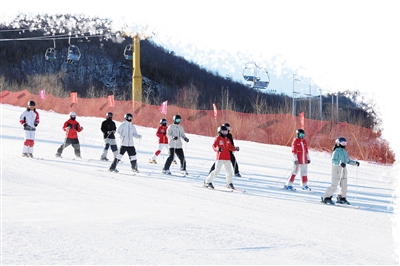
top-left (69, 111), bottom-right (77, 117)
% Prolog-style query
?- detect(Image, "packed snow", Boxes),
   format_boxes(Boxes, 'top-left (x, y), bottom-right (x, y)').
top-left (1, 104), bottom-right (398, 265)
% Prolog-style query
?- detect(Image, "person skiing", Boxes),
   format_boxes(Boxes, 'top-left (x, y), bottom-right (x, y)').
top-left (162, 114), bottom-right (189, 175)
top-left (284, 128), bottom-right (311, 191)
top-left (321, 137), bottom-right (360, 205)
top-left (55, 111), bottom-right (84, 158)
top-left (204, 125), bottom-right (239, 190)
top-left (100, 112), bottom-right (118, 161)
top-left (19, 100), bottom-right (40, 158)
top-left (109, 113), bottom-right (142, 173)
top-left (149, 118), bottom-right (169, 164)
top-left (208, 122), bottom-right (241, 177)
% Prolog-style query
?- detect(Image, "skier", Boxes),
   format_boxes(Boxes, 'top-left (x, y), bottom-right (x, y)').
top-left (149, 118), bottom-right (169, 164)
top-left (109, 113), bottom-right (142, 173)
top-left (208, 122), bottom-right (241, 177)
top-left (19, 100), bottom-right (40, 158)
top-left (100, 112), bottom-right (118, 161)
top-left (55, 111), bottom-right (84, 158)
top-left (204, 125), bottom-right (239, 189)
top-left (321, 137), bottom-right (360, 205)
top-left (283, 128), bottom-right (311, 191)
top-left (162, 114), bottom-right (189, 175)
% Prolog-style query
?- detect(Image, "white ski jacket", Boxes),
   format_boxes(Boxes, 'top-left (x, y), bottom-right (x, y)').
top-left (117, 120), bottom-right (141, 147)
top-left (167, 124), bottom-right (187, 149)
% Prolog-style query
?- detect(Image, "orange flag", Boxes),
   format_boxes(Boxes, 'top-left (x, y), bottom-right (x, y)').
top-left (299, 111), bottom-right (305, 129)
top-left (107, 95), bottom-right (115, 107)
top-left (213, 103), bottom-right (217, 119)
top-left (70, 92), bottom-right (78, 103)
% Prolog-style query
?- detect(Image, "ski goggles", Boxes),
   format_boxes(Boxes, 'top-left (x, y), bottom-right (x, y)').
top-left (298, 133), bottom-right (305, 138)
top-left (175, 118), bottom-right (181, 123)
top-left (220, 130), bottom-right (228, 135)
top-left (338, 140), bottom-right (347, 146)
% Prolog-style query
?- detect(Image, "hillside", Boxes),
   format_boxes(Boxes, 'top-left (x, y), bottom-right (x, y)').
top-left (0, 14), bottom-right (378, 129)
top-left (1, 104), bottom-right (398, 265)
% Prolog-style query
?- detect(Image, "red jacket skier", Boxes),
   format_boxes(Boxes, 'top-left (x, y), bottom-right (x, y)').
top-left (284, 128), bottom-right (311, 191)
top-left (149, 118), bottom-right (169, 163)
top-left (55, 111), bottom-right (84, 158)
top-left (204, 125), bottom-right (239, 190)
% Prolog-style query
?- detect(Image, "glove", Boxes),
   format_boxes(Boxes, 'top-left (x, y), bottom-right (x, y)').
top-left (173, 136), bottom-right (178, 140)
top-left (66, 126), bottom-right (71, 130)
top-left (34, 122), bottom-right (38, 127)
top-left (80, 127), bottom-right (84, 130)
top-left (340, 162), bottom-right (346, 168)
top-left (356, 161), bottom-right (360, 167)
top-left (184, 137), bottom-right (189, 142)
top-left (307, 160), bottom-right (311, 164)
top-left (294, 160), bottom-right (299, 165)
top-left (23, 123), bottom-right (28, 128)
top-left (218, 147), bottom-right (223, 152)
top-left (112, 130), bottom-right (116, 134)
top-left (138, 135), bottom-right (142, 139)
top-left (235, 146), bottom-right (240, 151)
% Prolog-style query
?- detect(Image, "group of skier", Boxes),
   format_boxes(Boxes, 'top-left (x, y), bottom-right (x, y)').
top-left (19, 100), bottom-right (361, 205)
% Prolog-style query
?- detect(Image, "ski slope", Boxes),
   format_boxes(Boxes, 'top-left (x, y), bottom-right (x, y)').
top-left (1, 104), bottom-right (398, 265)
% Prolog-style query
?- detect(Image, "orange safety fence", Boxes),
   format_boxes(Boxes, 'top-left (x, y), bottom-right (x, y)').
top-left (1, 89), bottom-right (395, 164)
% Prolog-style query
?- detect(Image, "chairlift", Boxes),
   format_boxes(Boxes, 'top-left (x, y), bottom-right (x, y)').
top-left (45, 39), bottom-right (57, 61)
top-left (242, 62), bottom-right (270, 89)
top-left (67, 36), bottom-right (81, 64)
top-left (124, 44), bottom-right (133, 60)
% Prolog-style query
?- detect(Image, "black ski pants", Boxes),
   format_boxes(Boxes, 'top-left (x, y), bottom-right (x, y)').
top-left (164, 148), bottom-right (186, 171)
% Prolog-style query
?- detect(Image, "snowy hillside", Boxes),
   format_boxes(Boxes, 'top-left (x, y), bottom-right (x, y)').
top-left (1, 104), bottom-right (398, 265)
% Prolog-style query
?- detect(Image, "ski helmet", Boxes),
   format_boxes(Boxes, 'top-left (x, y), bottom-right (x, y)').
top-left (69, 111), bottom-right (77, 117)
top-left (335, 137), bottom-right (347, 147)
top-left (218, 125), bottom-right (228, 136)
top-left (160, 118), bottom-right (167, 126)
top-left (223, 123), bottom-right (231, 131)
top-left (106, 112), bottom-right (113, 118)
top-left (173, 114), bottom-right (181, 124)
top-left (28, 100), bottom-right (36, 107)
top-left (124, 113), bottom-right (133, 122)
top-left (296, 129), bottom-right (305, 139)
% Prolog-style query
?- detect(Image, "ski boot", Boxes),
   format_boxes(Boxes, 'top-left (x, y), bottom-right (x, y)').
top-left (109, 168), bottom-right (119, 173)
top-left (204, 181), bottom-right (214, 189)
top-left (226, 183), bottom-right (235, 190)
top-left (283, 185), bottom-right (296, 191)
top-left (181, 170), bottom-right (188, 175)
top-left (321, 196), bottom-right (335, 205)
top-left (336, 195), bottom-right (350, 205)
top-left (149, 159), bottom-right (157, 164)
top-left (101, 157), bottom-right (109, 161)
top-left (234, 173), bottom-right (241, 177)
top-left (162, 169), bottom-right (171, 175)
top-left (302, 185), bottom-right (311, 191)
top-left (22, 153), bottom-right (29, 157)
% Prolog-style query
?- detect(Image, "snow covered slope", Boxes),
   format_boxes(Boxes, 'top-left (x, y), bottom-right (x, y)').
top-left (1, 104), bottom-right (398, 264)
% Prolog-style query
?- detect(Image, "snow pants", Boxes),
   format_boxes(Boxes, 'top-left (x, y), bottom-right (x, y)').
top-left (323, 165), bottom-right (348, 198)
top-left (285, 164), bottom-right (308, 186)
top-left (110, 146), bottom-right (137, 170)
top-left (56, 138), bottom-right (81, 157)
top-left (101, 138), bottom-right (118, 159)
top-left (209, 151), bottom-right (239, 175)
top-left (22, 130), bottom-right (36, 154)
top-left (206, 160), bottom-right (233, 185)
top-left (163, 148), bottom-right (186, 171)
top-left (151, 143), bottom-right (169, 160)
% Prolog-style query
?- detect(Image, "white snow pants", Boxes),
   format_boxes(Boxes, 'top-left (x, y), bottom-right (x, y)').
top-left (323, 165), bottom-right (348, 198)
top-left (206, 160), bottom-right (233, 185)
top-left (22, 130), bottom-right (36, 154)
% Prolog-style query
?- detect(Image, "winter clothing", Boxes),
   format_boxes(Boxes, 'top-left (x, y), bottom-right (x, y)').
top-left (55, 117), bottom-right (83, 158)
top-left (285, 136), bottom-right (311, 188)
top-left (323, 144), bottom-right (359, 199)
top-left (109, 120), bottom-right (142, 172)
top-left (19, 106), bottom-right (40, 156)
top-left (205, 134), bottom-right (238, 186)
top-left (150, 125), bottom-right (169, 162)
top-left (163, 123), bottom-right (189, 172)
top-left (100, 117), bottom-right (118, 160)
top-left (209, 131), bottom-right (240, 175)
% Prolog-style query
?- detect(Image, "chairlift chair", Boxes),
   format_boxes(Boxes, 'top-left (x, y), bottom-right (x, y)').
top-left (124, 44), bottom-right (133, 60)
top-left (67, 45), bottom-right (81, 64)
top-left (45, 39), bottom-right (57, 61)
top-left (243, 62), bottom-right (270, 89)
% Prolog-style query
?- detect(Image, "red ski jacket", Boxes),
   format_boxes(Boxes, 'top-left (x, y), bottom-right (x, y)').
top-left (63, 119), bottom-right (82, 139)
top-left (156, 125), bottom-right (168, 144)
top-left (212, 135), bottom-right (237, 160)
top-left (291, 138), bottom-right (309, 164)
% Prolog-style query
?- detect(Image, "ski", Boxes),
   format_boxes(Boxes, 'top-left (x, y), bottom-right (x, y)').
top-left (320, 197), bottom-right (360, 209)
top-left (97, 169), bottom-right (136, 176)
top-left (193, 185), bottom-right (233, 193)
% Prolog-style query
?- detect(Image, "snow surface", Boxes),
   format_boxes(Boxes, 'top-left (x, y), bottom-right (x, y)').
top-left (1, 104), bottom-right (398, 265)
